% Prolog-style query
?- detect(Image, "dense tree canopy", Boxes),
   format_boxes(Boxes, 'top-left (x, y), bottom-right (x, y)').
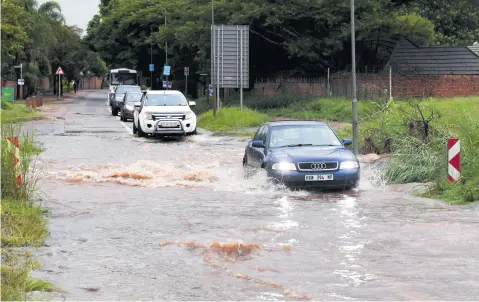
top-left (85, 0), bottom-right (478, 81)
top-left (1, 0), bottom-right (107, 95)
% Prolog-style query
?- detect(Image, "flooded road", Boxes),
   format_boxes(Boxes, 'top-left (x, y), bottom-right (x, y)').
top-left (29, 91), bottom-right (479, 300)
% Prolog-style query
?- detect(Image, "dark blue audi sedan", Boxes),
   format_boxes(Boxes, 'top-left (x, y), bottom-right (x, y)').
top-left (242, 120), bottom-right (360, 190)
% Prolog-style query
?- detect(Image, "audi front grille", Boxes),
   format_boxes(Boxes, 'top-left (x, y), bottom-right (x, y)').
top-left (297, 161), bottom-right (339, 171)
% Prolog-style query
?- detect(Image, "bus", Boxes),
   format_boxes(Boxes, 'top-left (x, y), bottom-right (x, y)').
top-left (106, 68), bottom-right (139, 103)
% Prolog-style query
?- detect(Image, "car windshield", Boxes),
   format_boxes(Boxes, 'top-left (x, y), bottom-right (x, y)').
top-left (111, 73), bottom-right (137, 85)
top-left (269, 125), bottom-right (343, 148)
top-left (116, 86), bottom-right (140, 94)
top-left (145, 94), bottom-right (187, 106)
top-left (125, 93), bottom-right (142, 103)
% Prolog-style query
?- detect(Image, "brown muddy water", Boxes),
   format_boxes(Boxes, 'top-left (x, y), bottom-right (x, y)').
top-left (24, 91), bottom-right (479, 300)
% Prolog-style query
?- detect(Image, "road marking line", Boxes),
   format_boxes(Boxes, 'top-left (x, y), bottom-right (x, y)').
top-left (120, 121), bottom-right (132, 134)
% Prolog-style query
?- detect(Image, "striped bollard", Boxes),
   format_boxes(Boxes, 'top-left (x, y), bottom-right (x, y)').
top-left (6, 136), bottom-right (22, 184)
top-left (447, 138), bottom-right (460, 183)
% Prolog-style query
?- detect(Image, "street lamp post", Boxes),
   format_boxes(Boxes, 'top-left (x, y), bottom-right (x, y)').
top-left (350, 0), bottom-right (359, 155)
top-left (147, 0), bottom-right (168, 87)
top-left (147, 1), bottom-right (167, 64)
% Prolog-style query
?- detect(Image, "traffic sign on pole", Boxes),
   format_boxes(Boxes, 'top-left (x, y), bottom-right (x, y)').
top-left (448, 138), bottom-right (460, 183)
top-left (149, 64), bottom-right (155, 72)
top-left (163, 65), bottom-right (170, 76)
top-left (184, 67), bottom-right (189, 76)
top-left (17, 79), bottom-right (24, 86)
top-left (55, 67), bottom-right (64, 75)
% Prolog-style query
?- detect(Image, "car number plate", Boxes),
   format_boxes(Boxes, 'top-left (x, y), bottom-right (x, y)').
top-left (305, 174), bottom-right (334, 181)
top-left (159, 121), bottom-right (179, 127)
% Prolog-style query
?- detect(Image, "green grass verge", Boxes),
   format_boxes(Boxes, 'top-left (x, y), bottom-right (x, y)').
top-left (1, 251), bottom-right (60, 301)
top-left (197, 106), bottom-right (271, 131)
top-left (1, 199), bottom-right (48, 247)
top-left (1, 120), bottom-right (55, 300)
top-left (1, 100), bottom-right (42, 124)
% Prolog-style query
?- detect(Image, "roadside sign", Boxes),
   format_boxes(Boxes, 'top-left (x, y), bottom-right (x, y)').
top-left (149, 64), bottom-right (154, 72)
top-left (184, 67), bottom-right (189, 76)
top-left (2, 87), bottom-right (14, 102)
top-left (163, 65), bottom-right (170, 76)
top-left (55, 67), bottom-right (64, 75)
top-left (162, 81), bottom-right (172, 88)
top-left (448, 138), bottom-right (460, 183)
top-left (208, 85), bottom-right (214, 96)
top-left (211, 25), bottom-right (249, 89)
top-left (17, 79), bottom-right (24, 86)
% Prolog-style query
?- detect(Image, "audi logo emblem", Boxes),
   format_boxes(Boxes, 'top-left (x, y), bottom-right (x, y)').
top-left (311, 163), bottom-right (327, 170)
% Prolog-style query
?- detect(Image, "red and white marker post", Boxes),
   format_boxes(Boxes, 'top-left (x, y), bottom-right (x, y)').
top-left (6, 136), bottom-right (22, 185)
top-left (447, 138), bottom-right (460, 183)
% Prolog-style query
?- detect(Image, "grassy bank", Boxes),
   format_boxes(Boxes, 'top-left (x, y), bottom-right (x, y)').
top-left (1, 118), bottom-right (54, 300)
top-left (1, 100), bottom-right (42, 124)
top-left (197, 106), bottom-right (270, 132)
top-left (195, 93), bottom-right (478, 204)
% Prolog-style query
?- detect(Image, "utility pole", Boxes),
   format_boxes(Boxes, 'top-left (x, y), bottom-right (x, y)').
top-left (150, 36), bottom-right (153, 89)
top-left (147, 1), bottom-right (167, 82)
top-left (350, 0), bottom-right (359, 155)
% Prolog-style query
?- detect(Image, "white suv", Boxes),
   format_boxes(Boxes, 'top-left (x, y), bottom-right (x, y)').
top-left (132, 90), bottom-right (197, 138)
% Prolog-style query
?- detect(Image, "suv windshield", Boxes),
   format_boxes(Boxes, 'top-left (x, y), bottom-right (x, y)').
top-left (145, 94), bottom-right (187, 106)
top-left (269, 125), bottom-right (342, 148)
top-left (125, 93), bottom-right (142, 103)
top-left (116, 86), bottom-right (141, 94)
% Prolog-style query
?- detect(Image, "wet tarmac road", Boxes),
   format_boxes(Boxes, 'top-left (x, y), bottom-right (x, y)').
top-left (28, 91), bottom-right (479, 300)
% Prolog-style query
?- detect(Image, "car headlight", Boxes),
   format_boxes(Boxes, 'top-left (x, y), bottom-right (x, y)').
top-left (142, 112), bottom-right (152, 120)
top-left (339, 161), bottom-right (359, 169)
top-left (272, 161), bottom-right (297, 171)
top-left (185, 111), bottom-right (195, 119)
top-left (125, 104), bottom-right (133, 110)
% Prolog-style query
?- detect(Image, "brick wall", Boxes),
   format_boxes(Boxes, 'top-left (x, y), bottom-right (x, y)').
top-left (252, 74), bottom-right (479, 99)
top-left (83, 77), bottom-right (103, 89)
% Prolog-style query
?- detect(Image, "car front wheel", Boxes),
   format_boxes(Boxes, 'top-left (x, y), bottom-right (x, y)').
top-left (132, 120), bottom-right (138, 134)
top-left (137, 121), bottom-right (146, 137)
top-left (243, 156), bottom-right (254, 178)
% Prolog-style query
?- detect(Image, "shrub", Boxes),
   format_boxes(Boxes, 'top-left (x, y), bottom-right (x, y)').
top-left (1, 123), bottom-right (44, 201)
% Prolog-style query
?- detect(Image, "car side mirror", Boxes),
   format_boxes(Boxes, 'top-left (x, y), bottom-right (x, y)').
top-left (343, 138), bottom-right (353, 146)
top-left (188, 101), bottom-right (196, 107)
top-left (252, 140), bottom-right (265, 148)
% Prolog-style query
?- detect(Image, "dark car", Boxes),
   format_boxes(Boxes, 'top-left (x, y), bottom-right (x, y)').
top-left (109, 84), bottom-right (141, 116)
top-left (243, 121), bottom-right (360, 190)
top-left (119, 91), bottom-right (143, 121)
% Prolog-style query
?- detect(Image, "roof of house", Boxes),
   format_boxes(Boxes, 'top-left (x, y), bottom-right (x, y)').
top-left (467, 45), bottom-right (479, 56)
top-left (384, 37), bottom-right (479, 75)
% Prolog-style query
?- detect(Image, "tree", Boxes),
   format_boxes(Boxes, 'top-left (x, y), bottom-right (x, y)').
top-left (1, 0), bottom-right (106, 97)
top-left (84, 0), bottom-right (479, 80)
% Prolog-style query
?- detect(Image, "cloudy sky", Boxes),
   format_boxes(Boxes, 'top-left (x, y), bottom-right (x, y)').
top-left (39, 0), bottom-right (100, 33)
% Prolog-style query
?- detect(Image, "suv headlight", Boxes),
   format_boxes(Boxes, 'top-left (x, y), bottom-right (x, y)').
top-left (142, 112), bottom-right (152, 120)
top-left (272, 161), bottom-right (296, 171)
top-left (339, 161), bottom-right (359, 169)
top-left (185, 111), bottom-right (195, 119)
